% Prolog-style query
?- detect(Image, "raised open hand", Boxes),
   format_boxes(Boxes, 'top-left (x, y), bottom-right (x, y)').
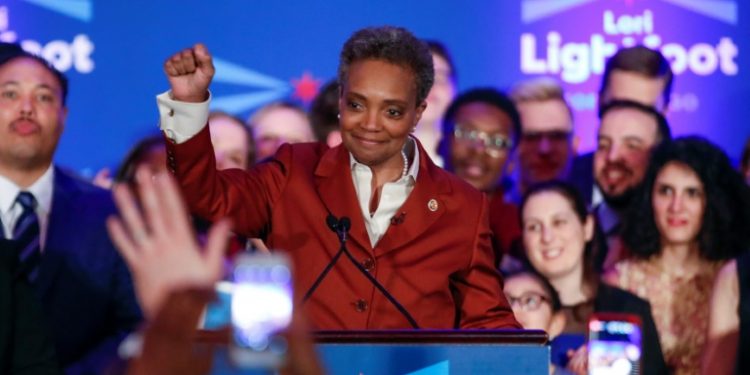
top-left (163, 43), bottom-right (215, 103)
top-left (107, 167), bottom-right (230, 319)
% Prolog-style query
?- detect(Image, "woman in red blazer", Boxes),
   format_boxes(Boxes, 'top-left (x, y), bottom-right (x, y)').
top-left (156, 27), bottom-right (519, 330)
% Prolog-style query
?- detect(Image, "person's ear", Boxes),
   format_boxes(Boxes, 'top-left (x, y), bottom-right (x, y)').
top-left (414, 100), bottom-right (427, 126)
top-left (547, 311), bottom-right (567, 340)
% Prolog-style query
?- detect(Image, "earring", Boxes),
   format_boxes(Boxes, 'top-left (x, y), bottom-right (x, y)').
top-left (337, 113), bottom-right (341, 119)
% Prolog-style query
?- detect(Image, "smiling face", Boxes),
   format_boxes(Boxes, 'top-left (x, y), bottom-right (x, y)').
top-left (594, 107), bottom-right (659, 201)
top-left (0, 57), bottom-right (66, 173)
top-left (522, 191), bottom-right (594, 280)
top-left (339, 59), bottom-right (424, 169)
top-left (504, 273), bottom-right (555, 330)
top-left (449, 102), bottom-right (514, 191)
top-left (652, 161), bottom-right (706, 247)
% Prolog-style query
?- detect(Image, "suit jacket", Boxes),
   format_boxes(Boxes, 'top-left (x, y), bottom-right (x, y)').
top-left (168, 127), bottom-right (520, 330)
top-left (0, 239), bottom-right (61, 375)
top-left (37, 168), bottom-right (142, 374)
top-left (567, 152), bottom-right (594, 206)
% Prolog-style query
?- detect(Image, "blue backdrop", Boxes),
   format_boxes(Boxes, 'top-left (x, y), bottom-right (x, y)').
top-left (3, 0), bottom-right (749, 175)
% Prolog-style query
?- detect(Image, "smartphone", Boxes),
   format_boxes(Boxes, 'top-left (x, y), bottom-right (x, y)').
top-left (229, 253), bottom-right (293, 369)
top-left (587, 313), bottom-right (643, 375)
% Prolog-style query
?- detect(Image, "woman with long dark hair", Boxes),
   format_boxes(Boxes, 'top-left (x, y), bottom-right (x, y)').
top-left (606, 136), bottom-right (750, 374)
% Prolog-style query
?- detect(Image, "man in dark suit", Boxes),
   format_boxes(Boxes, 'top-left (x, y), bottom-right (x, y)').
top-left (0, 43), bottom-right (142, 373)
top-left (157, 28), bottom-right (519, 329)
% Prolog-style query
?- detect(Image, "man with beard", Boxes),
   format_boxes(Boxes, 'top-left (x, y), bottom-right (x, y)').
top-left (508, 77), bottom-right (575, 203)
top-left (569, 45), bottom-right (673, 205)
top-left (594, 99), bottom-right (671, 269)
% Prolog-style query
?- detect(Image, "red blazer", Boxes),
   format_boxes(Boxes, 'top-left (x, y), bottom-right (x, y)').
top-left (167, 127), bottom-right (519, 330)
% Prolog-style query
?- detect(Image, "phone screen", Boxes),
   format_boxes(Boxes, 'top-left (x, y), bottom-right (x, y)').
top-left (588, 314), bottom-right (642, 375)
top-left (230, 253), bottom-right (293, 368)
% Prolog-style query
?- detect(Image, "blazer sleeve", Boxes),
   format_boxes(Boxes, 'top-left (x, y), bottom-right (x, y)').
top-left (454, 194), bottom-right (521, 329)
top-left (166, 126), bottom-right (289, 237)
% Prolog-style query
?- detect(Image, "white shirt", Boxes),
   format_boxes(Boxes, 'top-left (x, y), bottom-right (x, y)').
top-left (350, 138), bottom-right (419, 246)
top-left (157, 90), bottom-right (418, 247)
top-left (0, 165), bottom-right (54, 249)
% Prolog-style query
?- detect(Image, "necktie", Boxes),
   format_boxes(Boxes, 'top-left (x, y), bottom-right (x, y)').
top-left (14, 192), bottom-right (41, 283)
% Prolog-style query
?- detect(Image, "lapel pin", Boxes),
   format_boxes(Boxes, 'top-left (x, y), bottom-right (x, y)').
top-left (427, 199), bottom-right (439, 212)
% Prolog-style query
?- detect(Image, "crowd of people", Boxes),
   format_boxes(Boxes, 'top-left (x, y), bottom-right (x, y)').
top-left (0, 24), bottom-right (749, 375)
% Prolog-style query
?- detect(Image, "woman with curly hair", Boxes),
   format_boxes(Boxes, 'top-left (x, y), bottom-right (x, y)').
top-left (604, 136), bottom-right (750, 374)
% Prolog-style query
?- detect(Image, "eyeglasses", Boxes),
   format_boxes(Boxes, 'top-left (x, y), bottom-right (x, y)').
top-left (453, 127), bottom-right (514, 158)
top-left (521, 130), bottom-right (572, 144)
top-left (505, 292), bottom-right (550, 312)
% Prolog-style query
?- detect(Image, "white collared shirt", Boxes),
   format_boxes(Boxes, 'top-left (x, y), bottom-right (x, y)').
top-left (350, 138), bottom-right (419, 247)
top-left (156, 90), bottom-right (419, 247)
top-left (0, 165), bottom-right (55, 249)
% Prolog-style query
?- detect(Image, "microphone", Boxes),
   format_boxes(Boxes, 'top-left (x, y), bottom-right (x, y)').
top-left (302, 214), bottom-right (420, 329)
top-left (332, 215), bottom-right (419, 329)
top-left (326, 214), bottom-right (339, 232)
top-left (301, 214), bottom-right (347, 304)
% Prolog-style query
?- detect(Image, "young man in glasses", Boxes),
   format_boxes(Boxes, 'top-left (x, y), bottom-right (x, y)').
top-left (509, 78), bottom-right (576, 203)
top-left (439, 88), bottom-right (521, 265)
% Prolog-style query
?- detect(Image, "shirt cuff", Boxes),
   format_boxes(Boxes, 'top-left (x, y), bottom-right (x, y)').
top-left (156, 90), bottom-right (211, 144)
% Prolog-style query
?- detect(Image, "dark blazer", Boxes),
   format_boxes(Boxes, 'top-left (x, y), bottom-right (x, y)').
top-left (567, 152), bottom-right (594, 206)
top-left (168, 127), bottom-right (520, 330)
top-left (595, 284), bottom-right (668, 375)
top-left (37, 168), bottom-right (142, 374)
top-left (0, 239), bottom-right (61, 375)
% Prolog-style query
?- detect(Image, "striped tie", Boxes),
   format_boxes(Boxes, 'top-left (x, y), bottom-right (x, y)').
top-left (14, 192), bottom-right (41, 283)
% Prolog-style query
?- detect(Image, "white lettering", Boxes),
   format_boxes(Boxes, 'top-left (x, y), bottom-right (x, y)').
top-left (662, 43), bottom-right (688, 74)
top-left (43, 41), bottom-right (74, 72)
top-left (603, 11), bottom-right (618, 35)
top-left (602, 10), bottom-right (654, 35)
top-left (72, 34), bottom-right (94, 73)
top-left (520, 34), bottom-right (547, 74)
top-left (717, 37), bottom-right (739, 75)
top-left (19, 35), bottom-right (95, 74)
top-left (689, 44), bottom-right (718, 76)
top-left (520, 31), bottom-right (738, 83)
top-left (560, 43), bottom-right (590, 83)
top-left (547, 32), bottom-right (561, 73)
top-left (590, 34), bottom-right (618, 74)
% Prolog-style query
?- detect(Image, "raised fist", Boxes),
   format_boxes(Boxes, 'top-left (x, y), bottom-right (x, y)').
top-left (163, 43), bottom-right (215, 103)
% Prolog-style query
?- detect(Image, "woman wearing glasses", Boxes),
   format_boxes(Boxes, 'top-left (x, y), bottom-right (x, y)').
top-left (520, 181), bottom-right (667, 374)
top-left (502, 267), bottom-right (569, 375)
top-left (439, 88), bottom-right (522, 264)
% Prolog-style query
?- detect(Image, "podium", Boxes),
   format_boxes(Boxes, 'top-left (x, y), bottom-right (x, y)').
top-left (207, 330), bottom-right (549, 374)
